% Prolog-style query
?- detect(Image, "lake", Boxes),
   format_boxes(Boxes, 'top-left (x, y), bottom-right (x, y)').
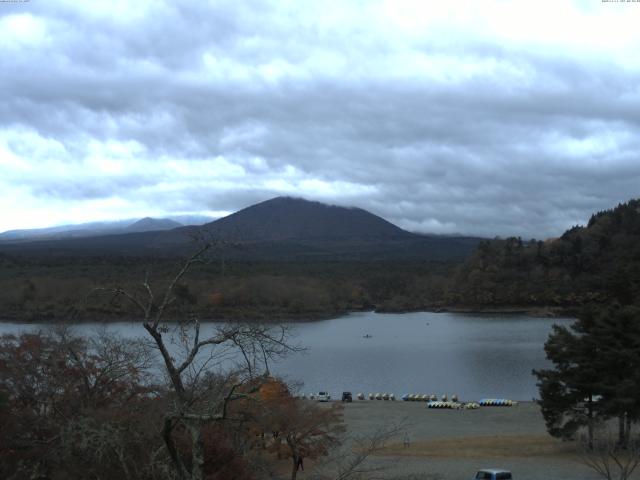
top-left (0, 311), bottom-right (572, 401)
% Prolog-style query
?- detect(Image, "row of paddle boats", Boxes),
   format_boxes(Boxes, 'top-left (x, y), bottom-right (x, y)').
top-left (362, 393), bottom-right (395, 400)
top-left (356, 394), bottom-right (514, 408)
top-left (303, 393), bottom-right (517, 406)
top-left (402, 395), bottom-right (516, 407)
top-left (426, 401), bottom-right (480, 409)
top-left (402, 394), bottom-right (458, 402)
top-left (478, 398), bottom-right (517, 406)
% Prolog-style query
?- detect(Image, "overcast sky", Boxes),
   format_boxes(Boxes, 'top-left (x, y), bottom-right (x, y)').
top-left (1, 1), bottom-right (640, 238)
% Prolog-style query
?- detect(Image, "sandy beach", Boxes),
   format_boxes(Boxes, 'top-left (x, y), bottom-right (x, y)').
top-left (323, 400), bottom-right (632, 480)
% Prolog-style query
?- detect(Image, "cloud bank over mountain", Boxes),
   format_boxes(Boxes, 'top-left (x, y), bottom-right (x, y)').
top-left (1, 0), bottom-right (640, 238)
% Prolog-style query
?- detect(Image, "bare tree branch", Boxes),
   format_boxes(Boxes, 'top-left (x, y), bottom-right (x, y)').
top-left (579, 434), bottom-right (640, 480)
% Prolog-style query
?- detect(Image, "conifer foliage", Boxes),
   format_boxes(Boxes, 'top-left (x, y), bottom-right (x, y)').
top-left (535, 305), bottom-right (640, 449)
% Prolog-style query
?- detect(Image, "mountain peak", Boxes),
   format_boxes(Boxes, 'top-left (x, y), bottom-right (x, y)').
top-left (202, 197), bottom-right (411, 241)
top-left (262, 195), bottom-right (321, 204)
top-left (126, 217), bottom-right (182, 233)
top-left (0, 197), bottom-right (481, 261)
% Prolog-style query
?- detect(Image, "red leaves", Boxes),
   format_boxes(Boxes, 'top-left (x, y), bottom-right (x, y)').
top-left (0, 331), bottom-right (162, 479)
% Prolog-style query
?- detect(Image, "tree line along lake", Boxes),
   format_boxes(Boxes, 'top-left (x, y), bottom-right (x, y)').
top-left (0, 311), bottom-right (572, 401)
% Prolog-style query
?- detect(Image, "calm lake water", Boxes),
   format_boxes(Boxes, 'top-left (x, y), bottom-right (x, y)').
top-left (0, 311), bottom-right (572, 401)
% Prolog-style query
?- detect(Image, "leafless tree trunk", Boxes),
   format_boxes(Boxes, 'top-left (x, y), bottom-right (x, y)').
top-left (290, 447), bottom-right (300, 480)
top-left (101, 244), bottom-right (301, 480)
top-left (587, 394), bottom-right (595, 450)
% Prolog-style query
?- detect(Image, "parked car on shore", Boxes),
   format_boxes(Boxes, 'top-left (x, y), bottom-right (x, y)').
top-left (316, 391), bottom-right (331, 402)
top-left (341, 391), bottom-right (353, 402)
top-left (473, 469), bottom-right (512, 479)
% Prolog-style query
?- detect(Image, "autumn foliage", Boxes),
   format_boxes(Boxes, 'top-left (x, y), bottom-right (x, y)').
top-left (0, 330), bottom-right (166, 479)
top-left (0, 332), bottom-right (345, 480)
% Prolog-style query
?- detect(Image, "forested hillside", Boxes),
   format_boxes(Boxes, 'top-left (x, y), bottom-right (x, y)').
top-left (446, 199), bottom-right (640, 310)
top-left (2, 199), bottom-right (639, 322)
top-left (0, 255), bottom-right (456, 322)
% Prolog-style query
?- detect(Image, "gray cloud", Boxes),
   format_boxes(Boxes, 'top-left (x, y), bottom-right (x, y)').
top-left (1, 1), bottom-right (640, 237)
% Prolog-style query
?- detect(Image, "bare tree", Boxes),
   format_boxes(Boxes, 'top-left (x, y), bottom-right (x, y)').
top-left (103, 244), bottom-right (301, 480)
top-left (310, 422), bottom-right (405, 480)
top-left (274, 399), bottom-right (346, 480)
top-left (579, 434), bottom-right (640, 480)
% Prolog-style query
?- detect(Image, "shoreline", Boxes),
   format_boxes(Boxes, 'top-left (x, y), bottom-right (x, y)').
top-left (0, 304), bottom-right (575, 324)
top-left (429, 305), bottom-right (573, 318)
top-left (376, 304), bottom-right (573, 318)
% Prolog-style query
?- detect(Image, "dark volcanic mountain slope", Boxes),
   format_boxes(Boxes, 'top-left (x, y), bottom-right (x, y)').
top-left (125, 217), bottom-right (182, 233)
top-left (0, 217), bottom-right (184, 242)
top-left (200, 197), bottom-right (412, 241)
top-left (0, 197), bottom-right (481, 261)
top-left (0, 220), bottom-right (134, 241)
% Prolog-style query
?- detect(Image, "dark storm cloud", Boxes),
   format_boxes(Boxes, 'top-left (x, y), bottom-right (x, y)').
top-left (1, 1), bottom-right (640, 235)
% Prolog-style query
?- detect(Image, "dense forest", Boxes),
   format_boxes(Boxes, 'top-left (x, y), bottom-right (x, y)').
top-left (447, 199), bottom-right (640, 312)
top-left (1, 199), bottom-right (640, 322)
top-left (0, 255), bottom-right (454, 321)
